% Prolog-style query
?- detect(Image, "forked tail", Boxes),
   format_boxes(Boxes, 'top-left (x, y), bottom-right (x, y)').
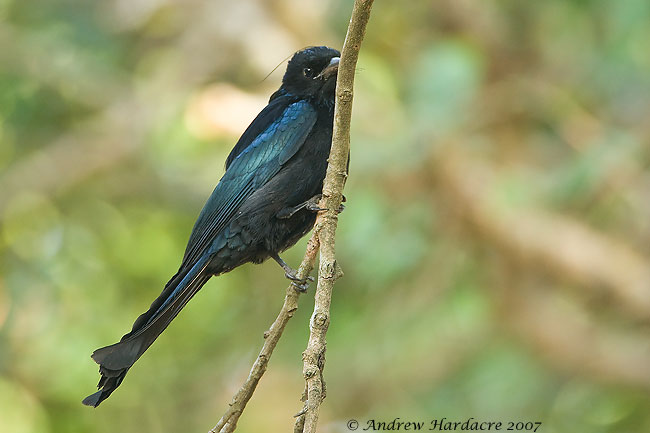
top-left (83, 256), bottom-right (211, 407)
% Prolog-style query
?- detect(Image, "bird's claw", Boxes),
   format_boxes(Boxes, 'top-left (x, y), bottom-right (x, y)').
top-left (304, 195), bottom-right (324, 212)
top-left (291, 281), bottom-right (309, 293)
top-left (285, 271), bottom-right (314, 292)
top-left (277, 194), bottom-right (345, 218)
top-left (305, 199), bottom-right (345, 214)
top-left (305, 202), bottom-right (327, 212)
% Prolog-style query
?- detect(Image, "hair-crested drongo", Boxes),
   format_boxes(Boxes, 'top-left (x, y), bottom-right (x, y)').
top-left (83, 46), bottom-right (342, 407)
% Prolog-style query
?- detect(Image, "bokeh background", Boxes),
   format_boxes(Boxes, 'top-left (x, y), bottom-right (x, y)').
top-left (2, 0), bottom-right (650, 432)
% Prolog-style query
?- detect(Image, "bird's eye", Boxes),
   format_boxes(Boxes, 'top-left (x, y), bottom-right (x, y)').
top-left (303, 67), bottom-right (314, 78)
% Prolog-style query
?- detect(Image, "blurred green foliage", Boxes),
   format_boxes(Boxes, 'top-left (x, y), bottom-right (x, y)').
top-left (1, 0), bottom-right (650, 432)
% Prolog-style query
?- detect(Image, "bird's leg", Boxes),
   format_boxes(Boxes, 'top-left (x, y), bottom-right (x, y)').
top-left (270, 252), bottom-right (314, 292)
top-left (276, 194), bottom-right (346, 219)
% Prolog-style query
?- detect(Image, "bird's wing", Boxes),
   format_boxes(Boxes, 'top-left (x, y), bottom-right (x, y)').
top-left (181, 99), bottom-right (318, 268)
top-left (225, 94), bottom-right (292, 170)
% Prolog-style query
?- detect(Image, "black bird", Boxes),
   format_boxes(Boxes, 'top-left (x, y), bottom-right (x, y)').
top-left (83, 46), bottom-right (341, 407)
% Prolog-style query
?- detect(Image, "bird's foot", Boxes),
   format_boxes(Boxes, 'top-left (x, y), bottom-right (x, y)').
top-left (307, 201), bottom-right (345, 214)
top-left (307, 194), bottom-right (346, 214)
top-left (277, 194), bottom-right (345, 219)
top-left (304, 194), bottom-right (346, 213)
top-left (303, 194), bottom-right (326, 213)
top-left (285, 270), bottom-right (315, 293)
top-left (277, 194), bottom-right (323, 219)
top-left (271, 252), bottom-right (314, 292)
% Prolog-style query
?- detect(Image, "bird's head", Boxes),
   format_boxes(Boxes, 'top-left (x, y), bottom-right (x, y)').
top-left (280, 46), bottom-right (341, 105)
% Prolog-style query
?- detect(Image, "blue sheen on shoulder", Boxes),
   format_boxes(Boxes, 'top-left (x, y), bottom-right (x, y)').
top-left (231, 100), bottom-right (316, 165)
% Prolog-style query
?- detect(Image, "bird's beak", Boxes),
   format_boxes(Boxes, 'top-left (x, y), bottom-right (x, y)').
top-left (316, 57), bottom-right (340, 80)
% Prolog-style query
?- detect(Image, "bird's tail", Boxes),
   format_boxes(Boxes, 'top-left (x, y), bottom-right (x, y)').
top-left (83, 255), bottom-right (212, 407)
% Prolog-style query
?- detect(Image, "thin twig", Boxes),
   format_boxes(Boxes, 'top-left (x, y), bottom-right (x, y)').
top-left (295, 1), bottom-right (375, 432)
top-left (209, 233), bottom-right (320, 433)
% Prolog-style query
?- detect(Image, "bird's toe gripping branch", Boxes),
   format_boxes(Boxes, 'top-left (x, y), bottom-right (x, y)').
top-left (271, 252), bottom-right (314, 292)
top-left (277, 194), bottom-right (346, 219)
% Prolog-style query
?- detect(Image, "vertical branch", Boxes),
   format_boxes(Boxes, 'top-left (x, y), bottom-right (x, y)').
top-left (296, 1), bottom-right (375, 432)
